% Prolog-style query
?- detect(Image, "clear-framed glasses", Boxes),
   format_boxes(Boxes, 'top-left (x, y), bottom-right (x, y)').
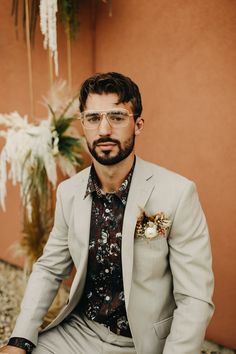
top-left (79, 108), bottom-right (136, 129)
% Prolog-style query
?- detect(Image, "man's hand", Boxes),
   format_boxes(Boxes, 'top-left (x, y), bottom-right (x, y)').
top-left (0, 346), bottom-right (26, 353)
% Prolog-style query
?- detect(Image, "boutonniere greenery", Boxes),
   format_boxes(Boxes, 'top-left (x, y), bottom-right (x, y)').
top-left (135, 210), bottom-right (171, 240)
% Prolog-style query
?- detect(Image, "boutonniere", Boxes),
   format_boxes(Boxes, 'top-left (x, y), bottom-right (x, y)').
top-left (135, 210), bottom-right (171, 240)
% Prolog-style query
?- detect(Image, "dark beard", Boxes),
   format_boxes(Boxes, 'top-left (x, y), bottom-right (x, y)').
top-left (87, 135), bottom-right (135, 166)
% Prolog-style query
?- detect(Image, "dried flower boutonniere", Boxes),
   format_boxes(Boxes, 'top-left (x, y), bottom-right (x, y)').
top-left (135, 210), bottom-right (171, 240)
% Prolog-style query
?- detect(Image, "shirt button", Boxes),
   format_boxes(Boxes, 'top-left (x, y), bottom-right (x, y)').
top-left (105, 295), bottom-right (110, 301)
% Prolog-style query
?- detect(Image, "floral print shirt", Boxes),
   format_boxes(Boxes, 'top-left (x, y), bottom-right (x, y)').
top-left (79, 162), bottom-right (135, 337)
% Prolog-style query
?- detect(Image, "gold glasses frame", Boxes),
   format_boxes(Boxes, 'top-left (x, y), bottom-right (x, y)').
top-left (78, 108), bottom-right (136, 129)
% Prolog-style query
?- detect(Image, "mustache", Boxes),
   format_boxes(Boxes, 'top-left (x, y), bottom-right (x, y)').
top-left (93, 137), bottom-right (121, 148)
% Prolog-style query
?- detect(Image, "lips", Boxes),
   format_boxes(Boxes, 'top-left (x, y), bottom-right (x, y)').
top-left (96, 142), bottom-right (116, 150)
top-left (97, 142), bottom-right (116, 146)
top-left (93, 138), bottom-right (120, 151)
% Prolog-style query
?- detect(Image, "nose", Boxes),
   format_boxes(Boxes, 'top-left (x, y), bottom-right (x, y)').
top-left (98, 114), bottom-right (112, 136)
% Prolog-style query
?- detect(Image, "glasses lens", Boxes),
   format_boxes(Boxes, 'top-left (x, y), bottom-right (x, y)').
top-left (107, 111), bottom-right (129, 127)
top-left (83, 112), bottom-right (101, 128)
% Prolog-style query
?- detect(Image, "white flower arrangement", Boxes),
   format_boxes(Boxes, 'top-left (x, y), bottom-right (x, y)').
top-left (0, 113), bottom-right (55, 216)
top-left (0, 82), bottom-right (83, 270)
top-left (0, 87), bottom-right (82, 218)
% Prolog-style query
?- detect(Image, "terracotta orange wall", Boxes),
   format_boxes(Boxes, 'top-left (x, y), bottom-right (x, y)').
top-left (0, 0), bottom-right (236, 349)
top-left (0, 1), bottom-right (93, 263)
top-left (94, 0), bottom-right (236, 349)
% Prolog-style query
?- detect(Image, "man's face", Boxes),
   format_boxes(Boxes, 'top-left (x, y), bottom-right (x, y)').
top-left (81, 93), bottom-right (142, 166)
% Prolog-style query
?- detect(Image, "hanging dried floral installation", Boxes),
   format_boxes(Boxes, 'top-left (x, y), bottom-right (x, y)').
top-left (39, 0), bottom-right (59, 76)
top-left (11, 0), bottom-right (112, 80)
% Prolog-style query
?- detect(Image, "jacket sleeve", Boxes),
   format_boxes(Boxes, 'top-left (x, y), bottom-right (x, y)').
top-left (163, 181), bottom-right (214, 354)
top-left (11, 183), bottom-right (74, 346)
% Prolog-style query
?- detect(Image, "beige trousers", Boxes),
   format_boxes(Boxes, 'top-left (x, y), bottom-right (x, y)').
top-left (33, 313), bottom-right (136, 354)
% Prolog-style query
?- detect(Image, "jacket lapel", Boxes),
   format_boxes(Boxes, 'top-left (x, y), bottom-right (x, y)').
top-left (122, 157), bottom-right (155, 309)
top-left (73, 170), bottom-right (92, 251)
top-left (69, 168), bottom-right (92, 299)
top-left (44, 168), bottom-right (92, 330)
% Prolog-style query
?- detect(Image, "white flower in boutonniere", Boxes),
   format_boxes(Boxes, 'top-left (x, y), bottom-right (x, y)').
top-left (135, 210), bottom-right (171, 240)
top-left (144, 222), bottom-right (158, 239)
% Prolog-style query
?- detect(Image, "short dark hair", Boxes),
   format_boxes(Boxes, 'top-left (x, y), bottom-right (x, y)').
top-left (79, 72), bottom-right (142, 120)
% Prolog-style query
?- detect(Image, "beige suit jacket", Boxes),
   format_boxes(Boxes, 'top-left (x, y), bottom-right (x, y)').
top-left (12, 157), bottom-right (214, 354)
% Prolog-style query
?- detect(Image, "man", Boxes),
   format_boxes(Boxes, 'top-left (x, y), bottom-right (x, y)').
top-left (0, 72), bottom-right (214, 354)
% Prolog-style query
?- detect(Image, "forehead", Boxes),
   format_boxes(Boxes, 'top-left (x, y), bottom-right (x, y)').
top-left (85, 93), bottom-right (132, 111)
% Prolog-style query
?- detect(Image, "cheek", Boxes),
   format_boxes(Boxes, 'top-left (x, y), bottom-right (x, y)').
top-left (84, 131), bottom-right (96, 144)
top-left (122, 123), bottom-right (135, 137)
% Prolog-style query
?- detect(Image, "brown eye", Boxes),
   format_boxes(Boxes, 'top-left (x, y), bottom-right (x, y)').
top-left (108, 112), bottom-right (127, 122)
top-left (86, 114), bottom-right (101, 124)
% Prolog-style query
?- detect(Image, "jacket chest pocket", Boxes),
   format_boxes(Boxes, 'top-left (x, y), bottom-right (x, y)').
top-left (133, 237), bottom-right (169, 278)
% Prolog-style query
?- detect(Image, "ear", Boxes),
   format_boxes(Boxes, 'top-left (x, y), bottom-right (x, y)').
top-left (135, 117), bottom-right (144, 136)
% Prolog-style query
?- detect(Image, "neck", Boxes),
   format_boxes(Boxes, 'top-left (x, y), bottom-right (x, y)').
top-left (93, 153), bottom-right (135, 193)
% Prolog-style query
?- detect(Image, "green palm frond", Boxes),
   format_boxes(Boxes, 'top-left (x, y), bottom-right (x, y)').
top-left (54, 116), bottom-right (76, 135)
top-left (58, 135), bottom-right (82, 164)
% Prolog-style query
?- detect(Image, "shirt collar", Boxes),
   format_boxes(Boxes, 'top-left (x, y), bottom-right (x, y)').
top-left (84, 157), bottom-right (136, 205)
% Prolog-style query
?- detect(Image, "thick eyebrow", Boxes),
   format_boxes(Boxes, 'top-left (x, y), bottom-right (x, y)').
top-left (84, 108), bottom-right (128, 115)
top-left (85, 112), bottom-right (100, 116)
